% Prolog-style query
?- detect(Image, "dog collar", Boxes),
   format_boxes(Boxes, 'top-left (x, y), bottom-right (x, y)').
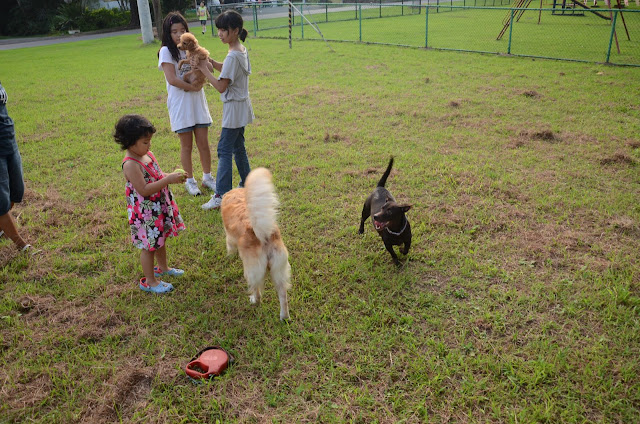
top-left (385, 217), bottom-right (408, 236)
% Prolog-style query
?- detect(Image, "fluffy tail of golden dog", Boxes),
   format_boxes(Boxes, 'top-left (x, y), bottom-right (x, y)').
top-left (221, 168), bottom-right (291, 320)
top-left (245, 168), bottom-right (280, 244)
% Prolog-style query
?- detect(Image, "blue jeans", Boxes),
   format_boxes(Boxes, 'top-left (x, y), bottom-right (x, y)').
top-left (216, 127), bottom-right (251, 196)
top-left (0, 149), bottom-right (24, 216)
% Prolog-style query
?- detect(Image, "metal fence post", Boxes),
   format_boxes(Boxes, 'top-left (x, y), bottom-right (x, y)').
top-left (288, 1), bottom-right (292, 49)
top-left (359, 4), bottom-right (362, 41)
top-left (300, 2), bottom-right (304, 39)
top-left (606, 10), bottom-right (619, 63)
top-left (507, 8), bottom-right (514, 54)
top-left (253, 3), bottom-right (257, 36)
top-left (425, 4), bottom-right (429, 47)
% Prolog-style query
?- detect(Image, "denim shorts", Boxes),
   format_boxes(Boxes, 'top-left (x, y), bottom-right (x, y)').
top-left (175, 123), bottom-right (211, 134)
top-left (0, 149), bottom-right (24, 215)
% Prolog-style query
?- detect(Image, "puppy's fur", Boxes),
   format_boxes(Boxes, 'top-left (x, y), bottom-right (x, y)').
top-left (177, 32), bottom-right (209, 91)
top-left (221, 168), bottom-right (291, 320)
top-left (358, 157), bottom-right (412, 266)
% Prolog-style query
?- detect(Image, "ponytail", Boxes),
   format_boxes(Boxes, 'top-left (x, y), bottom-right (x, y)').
top-left (239, 28), bottom-right (248, 42)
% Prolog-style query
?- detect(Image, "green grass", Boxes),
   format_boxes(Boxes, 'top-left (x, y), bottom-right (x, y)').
top-left (0, 32), bottom-right (639, 422)
top-left (253, 3), bottom-right (640, 65)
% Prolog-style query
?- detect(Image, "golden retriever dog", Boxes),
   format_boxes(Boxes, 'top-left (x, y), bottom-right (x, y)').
top-left (176, 32), bottom-right (209, 91)
top-left (221, 168), bottom-right (291, 320)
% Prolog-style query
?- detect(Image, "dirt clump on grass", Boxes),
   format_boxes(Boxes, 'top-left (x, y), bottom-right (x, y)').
top-left (514, 128), bottom-right (559, 143)
top-left (508, 128), bottom-right (559, 147)
top-left (324, 132), bottom-right (350, 144)
top-left (600, 153), bottom-right (635, 166)
top-left (522, 90), bottom-right (540, 98)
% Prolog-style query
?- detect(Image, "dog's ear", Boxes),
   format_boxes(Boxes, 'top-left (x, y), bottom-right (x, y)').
top-left (400, 204), bottom-right (412, 213)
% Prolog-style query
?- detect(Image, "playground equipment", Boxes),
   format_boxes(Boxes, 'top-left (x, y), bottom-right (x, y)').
top-left (552, 0), bottom-right (585, 15)
top-left (554, 0), bottom-right (611, 18)
top-left (496, 0), bottom-right (630, 53)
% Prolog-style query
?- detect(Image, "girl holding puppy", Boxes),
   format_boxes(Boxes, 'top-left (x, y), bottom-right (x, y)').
top-left (115, 114), bottom-right (186, 294)
top-left (198, 10), bottom-right (254, 211)
top-left (158, 11), bottom-right (215, 197)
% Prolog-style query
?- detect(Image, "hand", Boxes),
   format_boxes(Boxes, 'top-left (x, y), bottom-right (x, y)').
top-left (195, 58), bottom-right (214, 74)
top-left (183, 83), bottom-right (198, 92)
top-left (167, 170), bottom-right (187, 184)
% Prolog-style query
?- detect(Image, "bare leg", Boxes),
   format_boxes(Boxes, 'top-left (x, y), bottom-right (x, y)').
top-left (178, 131), bottom-right (194, 179)
top-left (155, 245), bottom-right (169, 273)
top-left (140, 249), bottom-right (159, 286)
top-left (194, 127), bottom-right (211, 175)
top-left (0, 208), bottom-right (27, 250)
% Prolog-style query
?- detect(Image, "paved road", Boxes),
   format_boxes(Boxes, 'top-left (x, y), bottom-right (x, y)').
top-left (0, 4), bottom-right (358, 51)
top-left (0, 7), bottom-right (283, 51)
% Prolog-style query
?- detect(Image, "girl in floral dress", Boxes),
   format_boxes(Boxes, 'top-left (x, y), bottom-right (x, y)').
top-left (114, 114), bottom-right (187, 294)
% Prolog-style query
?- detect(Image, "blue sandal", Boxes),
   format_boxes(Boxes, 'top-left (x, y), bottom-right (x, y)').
top-left (153, 266), bottom-right (185, 277)
top-left (139, 277), bottom-right (174, 294)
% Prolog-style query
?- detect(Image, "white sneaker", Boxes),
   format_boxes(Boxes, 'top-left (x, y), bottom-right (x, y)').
top-left (185, 180), bottom-right (202, 196)
top-left (202, 194), bottom-right (222, 210)
top-left (202, 178), bottom-right (216, 191)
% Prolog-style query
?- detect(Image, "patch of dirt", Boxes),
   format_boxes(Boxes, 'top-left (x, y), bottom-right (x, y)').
top-left (608, 216), bottom-right (639, 236)
top-left (323, 132), bottom-right (351, 144)
top-left (448, 100), bottom-right (460, 108)
top-left (291, 166), bottom-right (317, 175)
top-left (600, 153), bottom-right (635, 166)
top-left (95, 367), bottom-right (154, 423)
top-left (519, 129), bottom-right (557, 142)
top-left (510, 128), bottom-right (560, 146)
top-left (627, 140), bottom-right (640, 149)
top-left (507, 139), bottom-right (526, 149)
top-left (522, 90), bottom-right (540, 98)
top-left (0, 371), bottom-right (54, 412)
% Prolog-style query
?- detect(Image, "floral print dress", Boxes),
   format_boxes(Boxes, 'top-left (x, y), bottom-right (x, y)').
top-left (123, 152), bottom-right (185, 251)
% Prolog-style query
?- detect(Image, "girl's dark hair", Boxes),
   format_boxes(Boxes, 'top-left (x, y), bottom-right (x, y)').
top-left (215, 10), bottom-right (248, 42)
top-left (114, 114), bottom-right (156, 150)
top-left (158, 11), bottom-right (189, 63)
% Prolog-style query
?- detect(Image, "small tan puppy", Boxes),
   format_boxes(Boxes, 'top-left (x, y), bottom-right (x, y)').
top-left (177, 32), bottom-right (209, 90)
top-left (221, 168), bottom-right (291, 320)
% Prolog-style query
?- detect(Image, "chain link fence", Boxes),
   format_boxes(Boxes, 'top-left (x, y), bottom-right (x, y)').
top-left (228, 1), bottom-right (640, 66)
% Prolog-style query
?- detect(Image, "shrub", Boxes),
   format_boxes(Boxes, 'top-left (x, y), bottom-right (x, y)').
top-left (50, 4), bottom-right (131, 33)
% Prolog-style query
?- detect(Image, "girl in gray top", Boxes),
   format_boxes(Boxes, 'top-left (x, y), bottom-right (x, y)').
top-left (198, 10), bottom-right (255, 211)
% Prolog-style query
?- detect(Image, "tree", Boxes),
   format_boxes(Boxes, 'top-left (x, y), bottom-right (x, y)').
top-left (152, 0), bottom-right (162, 40)
top-left (129, 0), bottom-right (140, 28)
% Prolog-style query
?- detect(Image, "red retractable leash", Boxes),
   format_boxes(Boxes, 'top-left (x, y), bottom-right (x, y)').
top-left (185, 346), bottom-right (234, 382)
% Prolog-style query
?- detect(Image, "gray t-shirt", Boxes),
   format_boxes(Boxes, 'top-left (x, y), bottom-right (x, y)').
top-left (0, 83), bottom-right (18, 156)
top-left (218, 49), bottom-right (254, 129)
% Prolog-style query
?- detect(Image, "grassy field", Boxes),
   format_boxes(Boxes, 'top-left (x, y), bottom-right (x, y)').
top-left (252, 3), bottom-right (640, 65)
top-left (0, 32), bottom-right (639, 423)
